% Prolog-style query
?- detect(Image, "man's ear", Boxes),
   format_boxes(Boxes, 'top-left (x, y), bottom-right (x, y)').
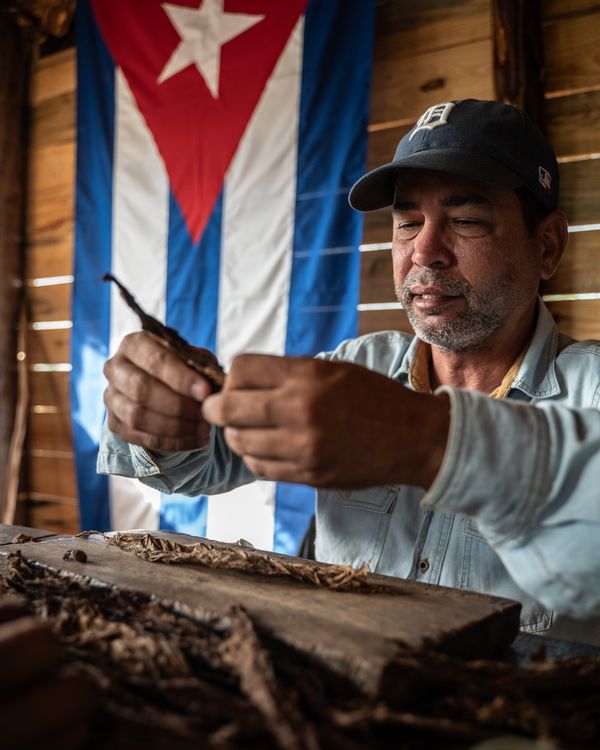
top-left (537, 210), bottom-right (569, 281)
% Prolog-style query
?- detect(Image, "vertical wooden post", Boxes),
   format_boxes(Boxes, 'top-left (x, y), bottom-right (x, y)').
top-left (492, 0), bottom-right (546, 132)
top-left (0, 11), bottom-right (31, 522)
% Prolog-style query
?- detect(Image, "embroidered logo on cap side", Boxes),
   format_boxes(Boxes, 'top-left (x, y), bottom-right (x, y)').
top-left (538, 166), bottom-right (552, 191)
top-left (409, 102), bottom-right (456, 142)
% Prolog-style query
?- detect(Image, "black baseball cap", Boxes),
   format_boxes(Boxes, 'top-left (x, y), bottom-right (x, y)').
top-left (349, 99), bottom-right (559, 212)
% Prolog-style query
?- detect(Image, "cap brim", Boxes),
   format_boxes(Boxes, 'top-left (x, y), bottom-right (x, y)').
top-left (348, 150), bottom-right (524, 212)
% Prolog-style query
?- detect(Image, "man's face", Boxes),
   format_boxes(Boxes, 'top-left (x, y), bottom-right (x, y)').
top-left (392, 170), bottom-right (542, 353)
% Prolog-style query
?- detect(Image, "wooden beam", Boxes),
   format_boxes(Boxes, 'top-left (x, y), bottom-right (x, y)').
top-left (492, 0), bottom-right (546, 130)
top-left (0, 13), bottom-right (31, 523)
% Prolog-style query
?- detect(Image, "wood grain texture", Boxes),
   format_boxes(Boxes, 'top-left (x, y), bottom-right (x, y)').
top-left (0, 532), bottom-right (521, 683)
top-left (374, 0), bottom-right (491, 62)
top-left (370, 39), bottom-right (494, 125)
top-left (361, 249), bottom-right (394, 304)
top-left (546, 90), bottom-right (600, 160)
top-left (28, 454), bottom-right (77, 499)
top-left (362, 208), bottom-right (393, 246)
top-left (542, 0), bottom-right (600, 21)
top-left (559, 158), bottom-right (600, 226)
top-left (26, 496), bottom-right (80, 534)
top-left (28, 411), bottom-right (74, 452)
top-left (28, 282), bottom-right (72, 322)
top-left (546, 299), bottom-right (600, 340)
top-left (26, 226), bottom-right (73, 280)
top-left (29, 48), bottom-right (75, 106)
top-left (31, 90), bottom-right (75, 147)
top-left (543, 230), bottom-right (600, 295)
top-left (26, 141), bottom-right (75, 235)
top-left (543, 11), bottom-right (600, 96)
top-left (28, 327), bottom-right (71, 364)
top-left (30, 371), bottom-right (70, 408)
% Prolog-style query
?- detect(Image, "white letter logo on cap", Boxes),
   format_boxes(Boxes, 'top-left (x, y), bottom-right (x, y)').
top-left (409, 102), bottom-right (455, 141)
top-left (538, 166), bottom-right (552, 191)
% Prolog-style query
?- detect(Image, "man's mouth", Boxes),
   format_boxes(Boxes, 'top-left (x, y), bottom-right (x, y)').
top-left (409, 289), bottom-right (463, 312)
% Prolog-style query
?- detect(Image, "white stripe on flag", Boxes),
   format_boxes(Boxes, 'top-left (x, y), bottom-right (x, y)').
top-left (206, 18), bottom-right (304, 549)
top-left (108, 69), bottom-right (170, 531)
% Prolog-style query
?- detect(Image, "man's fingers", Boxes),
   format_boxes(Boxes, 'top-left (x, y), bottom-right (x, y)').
top-left (104, 387), bottom-right (207, 439)
top-left (226, 353), bottom-right (315, 389)
top-left (106, 413), bottom-right (211, 453)
top-left (104, 355), bottom-right (208, 420)
top-left (224, 426), bottom-right (300, 461)
top-left (0, 617), bottom-right (60, 692)
top-left (203, 390), bottom-right (279, 428)
top-left (109, 331), bottom-right (213, 402)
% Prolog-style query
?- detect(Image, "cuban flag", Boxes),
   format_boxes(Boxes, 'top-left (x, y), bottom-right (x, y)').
top-left (72, 0), bottom-right (374, 553)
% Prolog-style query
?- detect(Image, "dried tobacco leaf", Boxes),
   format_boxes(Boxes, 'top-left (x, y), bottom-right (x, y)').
top-left (103, 273), bottom-right (225, 391)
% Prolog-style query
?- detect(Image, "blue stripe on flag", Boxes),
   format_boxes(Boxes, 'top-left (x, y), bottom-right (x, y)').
top-left (72, 0), bottom-right (115, 531)
top-left (159, 190), bottom-right (225, 535)
top-left (274, 0), bottom-right (374, 554)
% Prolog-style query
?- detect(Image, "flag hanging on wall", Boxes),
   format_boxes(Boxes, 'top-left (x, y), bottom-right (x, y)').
top-left (72, 0), bottom-right (374, 553)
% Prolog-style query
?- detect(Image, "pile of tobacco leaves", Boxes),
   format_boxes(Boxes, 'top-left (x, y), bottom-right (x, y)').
top-left (1, 549), bottom-right (599, 750)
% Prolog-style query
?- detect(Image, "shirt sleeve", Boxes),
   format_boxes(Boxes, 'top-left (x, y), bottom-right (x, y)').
top-left (423, 386), bottom-right (600, 618)
top-left (96, 420), bottom-right (255, 496)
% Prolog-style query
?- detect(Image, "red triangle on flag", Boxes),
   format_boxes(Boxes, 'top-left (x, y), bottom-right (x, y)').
top-left (92, 0), bottom-right (308, 243)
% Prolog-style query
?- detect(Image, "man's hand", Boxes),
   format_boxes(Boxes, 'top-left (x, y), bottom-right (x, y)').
top-left (0, 595), bottom-right (96, 750)
top-left (103, 331), bottom-right (215, 451)
top-left (202, 354), bottom-right (450, 490)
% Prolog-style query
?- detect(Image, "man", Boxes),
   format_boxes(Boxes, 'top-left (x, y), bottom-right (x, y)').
top-left (99, 99), bottom-right (600, 644)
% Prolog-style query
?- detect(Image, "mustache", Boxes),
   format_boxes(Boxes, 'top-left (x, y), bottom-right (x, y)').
top-left (400, 271), bottom-right (471, 298)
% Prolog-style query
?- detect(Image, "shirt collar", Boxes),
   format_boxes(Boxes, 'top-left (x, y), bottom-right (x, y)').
top-left (392, 298), bottom-right (561, 398)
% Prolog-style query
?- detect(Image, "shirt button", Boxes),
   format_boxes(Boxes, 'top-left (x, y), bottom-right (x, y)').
top-left (418, 558), bottom-right (430, 574)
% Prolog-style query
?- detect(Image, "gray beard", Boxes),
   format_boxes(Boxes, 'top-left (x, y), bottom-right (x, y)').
top-left (396, 269), bottom-right (523, 353)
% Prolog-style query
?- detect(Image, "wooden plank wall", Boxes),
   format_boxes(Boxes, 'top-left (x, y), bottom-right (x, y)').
top-left (23, 0), bottom-right (600, 532)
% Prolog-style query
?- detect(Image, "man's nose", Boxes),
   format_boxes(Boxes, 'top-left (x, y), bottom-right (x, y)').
top-left (411, 220), bottom-right (453, 268)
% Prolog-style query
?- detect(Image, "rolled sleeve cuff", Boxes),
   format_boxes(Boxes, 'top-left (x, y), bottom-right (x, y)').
top-left (421, 385), bottom-right (551, 544)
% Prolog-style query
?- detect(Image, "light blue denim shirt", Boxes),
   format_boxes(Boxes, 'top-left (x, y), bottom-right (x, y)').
top-left (98, 301), bottom-right (600, 645)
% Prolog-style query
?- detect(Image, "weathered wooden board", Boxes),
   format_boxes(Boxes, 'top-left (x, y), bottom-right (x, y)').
top-left (542, 230), bottom-right (600, 295)
top-left (27, 496), bottom-right (80, 534)
top-left (31, 90), bottom-right (75, 148)
top-left (29, 48), bottom-right (75, 106)
top-left (28, 454), bottom-right (78, 499)
top-left (361, 249), bottom-right (395, 304)
top-left (374, 0), bottom-right (490, 62)
top-left (367, 123), bottom-right (413, 171)
top-left (370, 39), bottom-right (494, 125)
top-left (543, 10), bottom-right (600, 97)
top-left (26, 141), bottom-right (75, 235)
top-left (546, 299), bottom-right (600, 340)
top-left (0, 529), bottom-right (521, 696)
top-left (0, 524), bottom-right (56, 545)
top-left (546, 90), bottom-right (600, 160)
top-left (28, 411), bottom-right (74, 452)
top-left (28, 327), bottom-right (71, 364)
top-left (559, 158), bottom-right (600, 226)
top-left (542, 0), bottom-right (600, 20)
top-left (26, 227), bottom-right (73, 280)
top-left (363, 207), bottom-right (393, 246)
top-left (28, 281), bottom-right (72, 322)
top-left (30, 370), bottom-right (70, 409)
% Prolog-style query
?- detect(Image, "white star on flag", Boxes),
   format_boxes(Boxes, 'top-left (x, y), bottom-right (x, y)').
top-left (158, 0), bottom-right (264, 97)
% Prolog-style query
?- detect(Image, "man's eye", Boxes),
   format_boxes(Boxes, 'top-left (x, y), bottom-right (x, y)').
top-left (395, 222), bottom-right (421, 238)
top-left (452, 218), bottom-right (490, 236)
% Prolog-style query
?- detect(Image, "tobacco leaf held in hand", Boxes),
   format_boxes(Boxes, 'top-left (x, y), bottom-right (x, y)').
top-left (103, 273), bottom-right (225, 391)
